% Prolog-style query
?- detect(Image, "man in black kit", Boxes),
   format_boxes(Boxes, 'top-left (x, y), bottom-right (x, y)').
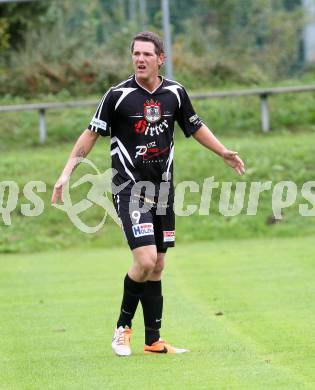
top-left (52, 32), bottom-right (245, 356)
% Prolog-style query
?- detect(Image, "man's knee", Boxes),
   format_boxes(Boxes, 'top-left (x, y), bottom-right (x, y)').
top-left (141, 258), bottom-right (157, 276)
top-left (133, 246), bottom-right (157, 278)
top-left (152, 253), bottom-right (165, 275)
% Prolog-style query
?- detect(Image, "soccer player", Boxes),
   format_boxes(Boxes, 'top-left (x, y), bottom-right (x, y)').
top-left (51, 32), bottom-right (245, 356)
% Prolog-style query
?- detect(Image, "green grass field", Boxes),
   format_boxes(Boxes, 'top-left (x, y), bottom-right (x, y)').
top-left (1, 89), bottom-right (315, 389)
top-left (1, 237), bottom-right (315, 389)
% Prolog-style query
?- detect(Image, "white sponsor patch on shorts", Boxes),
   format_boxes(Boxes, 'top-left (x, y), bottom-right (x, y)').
top-left (90, 118), bottom-right (107, 131)
top-left (132, 223), bottom-right (154, 238)
top-left (163, 230), bottom-right (175, 242)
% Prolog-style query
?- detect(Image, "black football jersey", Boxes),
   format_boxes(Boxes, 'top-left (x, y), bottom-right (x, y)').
top-left (88, 75), bottom-right (202, 188)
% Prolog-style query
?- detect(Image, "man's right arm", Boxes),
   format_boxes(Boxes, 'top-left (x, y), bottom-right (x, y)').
top-left (51, 129), bottom-right (99, 204)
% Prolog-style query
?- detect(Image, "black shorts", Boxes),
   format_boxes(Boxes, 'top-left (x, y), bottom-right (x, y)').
top-left (113, 191), bottom-right (175, 252)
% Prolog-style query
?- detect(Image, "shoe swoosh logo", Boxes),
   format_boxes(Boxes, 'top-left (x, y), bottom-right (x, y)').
top-left (147, 346), bottom-right (168, 354)
top-left (155, 318), bottom-right (162, 322)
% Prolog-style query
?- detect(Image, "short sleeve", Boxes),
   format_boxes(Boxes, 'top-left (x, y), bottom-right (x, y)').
top-left (88, 88), bottom-right (113, 136)
top-left (176, 87), bottom-right (203, 137)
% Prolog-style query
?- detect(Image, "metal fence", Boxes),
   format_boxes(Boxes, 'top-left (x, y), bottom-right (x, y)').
top-left (1, 84), bottom-right (315, 143)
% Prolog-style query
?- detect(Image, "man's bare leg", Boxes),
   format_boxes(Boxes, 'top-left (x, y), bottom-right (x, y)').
top-left (128, 245), bottom-right (158, 282)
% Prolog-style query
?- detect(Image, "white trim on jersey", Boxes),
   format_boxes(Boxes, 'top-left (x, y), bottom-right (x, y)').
top-left (113, 87), bottom-right (138, 110)
top-left (165, 145), bottom-right (174, 181)
top-left (134, 75), bottom-right (164, 94)
top-left (112, 77), bottom-right (133, 89)
top-left (91, 88), bottom-right (112, 131)
top-left (110, 147), bottom-right (136, 183)
top-left (163, 77), bottom-right (184, 88)
top-left (90, 88), bottom-right (111, 131)
top-left (111, 137), bottom-right (135, 167)
top-left (163, 85), bottom-right (182, 108)
top-left (96, 89), bottom-right (110, 119)
top-left (116, 194), bottom-right (120, 214)
top-left (90, 77), bottom-right (133, 131)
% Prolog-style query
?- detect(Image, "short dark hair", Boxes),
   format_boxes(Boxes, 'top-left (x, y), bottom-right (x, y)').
top-left (131, 31), bottom-right (164, 56)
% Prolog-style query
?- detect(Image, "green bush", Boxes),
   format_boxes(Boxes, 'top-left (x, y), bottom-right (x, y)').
top-left (0, 0), bottom-right (308, 97)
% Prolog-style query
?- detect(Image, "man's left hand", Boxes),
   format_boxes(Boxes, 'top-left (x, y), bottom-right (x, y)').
top-left (222, 150), bottom-right (245, 175)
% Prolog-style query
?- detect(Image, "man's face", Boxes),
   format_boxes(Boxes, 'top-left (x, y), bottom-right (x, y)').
top-left (132, 40), bottom-right (164, 81)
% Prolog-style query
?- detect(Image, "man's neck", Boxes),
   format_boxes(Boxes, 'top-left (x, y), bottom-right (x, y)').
top-left (135, 75), bottom-right (162, 92)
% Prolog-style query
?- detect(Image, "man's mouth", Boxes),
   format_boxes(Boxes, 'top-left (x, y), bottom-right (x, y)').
top-left (138, 65), bottom-right (146, 71)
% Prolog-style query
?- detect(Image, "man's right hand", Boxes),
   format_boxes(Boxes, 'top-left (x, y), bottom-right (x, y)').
top-left (51, 174), bottom-right (70, 204)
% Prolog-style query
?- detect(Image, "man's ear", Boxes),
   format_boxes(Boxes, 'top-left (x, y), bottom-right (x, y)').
top-left (158, 53), bottom-right (165, 67)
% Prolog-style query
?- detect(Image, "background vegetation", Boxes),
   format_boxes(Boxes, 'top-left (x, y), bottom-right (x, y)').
top-left (0, 0), bottom-right (312, 97)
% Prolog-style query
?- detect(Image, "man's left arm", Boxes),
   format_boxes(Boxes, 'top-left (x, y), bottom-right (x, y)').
top-left (192, 124), bottom-right (245, 176)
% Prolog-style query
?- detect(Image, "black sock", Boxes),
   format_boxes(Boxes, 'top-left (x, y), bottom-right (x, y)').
top-left (117, 274), bottom-right (146, 329)
top-left (140, 280), bottom-right (163, 345)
